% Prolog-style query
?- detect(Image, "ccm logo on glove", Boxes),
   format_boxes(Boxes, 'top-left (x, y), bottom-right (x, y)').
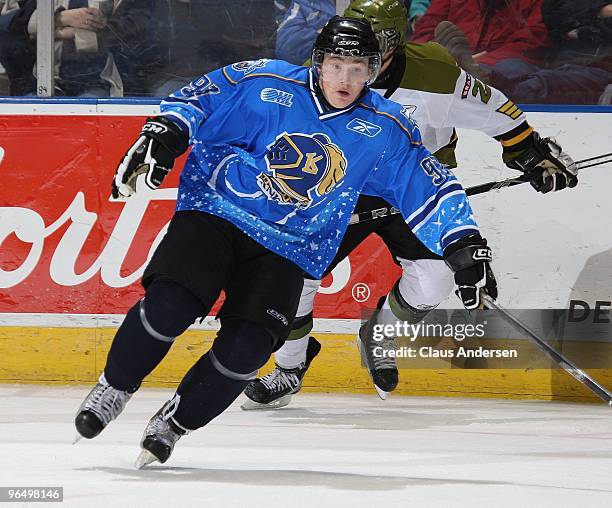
top-left (111, 116), bottom-right (189, 199)
top-left (473, 248), bottom-right (492, 261)
top-left (142, 122), bottom-right (170, 136)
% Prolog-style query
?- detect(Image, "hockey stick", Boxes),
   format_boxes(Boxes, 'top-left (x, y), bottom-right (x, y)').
top-left (482, 294), bottom-right (612, 406)
top-left (465, 152), bottom-right (612, 196)
top-left (348, 152), bottom-right (612, 225)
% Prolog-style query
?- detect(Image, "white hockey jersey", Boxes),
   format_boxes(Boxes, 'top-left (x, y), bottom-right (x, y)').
top-left (372, 42), bottom-right (530, 159)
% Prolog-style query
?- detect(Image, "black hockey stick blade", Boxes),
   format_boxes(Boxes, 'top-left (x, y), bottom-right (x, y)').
top-left (482, 294), bottom-right (612, 406)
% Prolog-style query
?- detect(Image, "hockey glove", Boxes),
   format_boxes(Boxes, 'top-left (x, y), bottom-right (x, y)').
top-left (502, 131), bottom-right (578, 194)
top-left (112, 116), bottom-right (189, 199)
top-left (444, 234), bottom-right (498, 310)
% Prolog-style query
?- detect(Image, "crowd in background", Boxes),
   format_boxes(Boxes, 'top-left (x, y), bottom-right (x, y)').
top-left (0, 0), bottom-right (610, 104)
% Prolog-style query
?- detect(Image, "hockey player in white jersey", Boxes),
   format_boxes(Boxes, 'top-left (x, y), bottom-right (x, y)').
top-left (74, 16), bottom-right (497, 467)
top-left (242, 0), bottom-right (578, 408)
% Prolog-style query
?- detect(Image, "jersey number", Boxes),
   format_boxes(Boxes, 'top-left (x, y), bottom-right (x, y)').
top-left (180, 76), bottom-right (220, 98)
top-left (472, 79), bottom-right (492, 104)
top-left (420, 156), bottom-right (448, 186)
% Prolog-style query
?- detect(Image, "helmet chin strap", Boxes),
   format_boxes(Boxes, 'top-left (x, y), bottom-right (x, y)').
top-left (380, 48), bottom-right (397, 74)
top-left (376, 47), bottom-right (397, 79)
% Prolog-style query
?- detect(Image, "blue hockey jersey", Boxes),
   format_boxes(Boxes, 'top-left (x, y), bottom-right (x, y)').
top-left (160, 59), bottom-right (480, 278)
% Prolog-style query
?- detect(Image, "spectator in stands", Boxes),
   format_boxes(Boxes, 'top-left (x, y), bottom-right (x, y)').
top-left (0, 63), bottom-right (8, 95)
top-left (54, 0), bottom-right (169, 96)
top-left (408, 0), bottom-right (430, 32)
top-left (411, 0), bottom-right (550, 69)
top-left (275, 0), bottom-right (335, 65)
top-left (481, 1), bottom-right (612, 104)
top-left (153, 0), bottom-right (276, 96)
top-left (0, 0), bottom-right (168, 97)
top-left (541, 0), bottom-right (612, 103)
top-left (1, 0), bottom-right (37, 95)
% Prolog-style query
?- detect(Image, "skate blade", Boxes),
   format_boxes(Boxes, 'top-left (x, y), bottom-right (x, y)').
top-left (356, 336), bottom-right (390, 401)
top-left (240, 394), bottom-right (293, 411)
top-left (356, 335), bottom-right (367, 365)
top-left (135, 449), bottom-right (158, 470)
top-left (374, 385), bottom-right (389, 400)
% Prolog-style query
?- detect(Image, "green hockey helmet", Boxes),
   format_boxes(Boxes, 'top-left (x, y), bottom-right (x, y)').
top-left (344, 0), bottom-right (408, 53)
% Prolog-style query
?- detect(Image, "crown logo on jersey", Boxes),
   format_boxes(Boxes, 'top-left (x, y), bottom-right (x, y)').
top-left (258, 132), bottom-right (347, 209)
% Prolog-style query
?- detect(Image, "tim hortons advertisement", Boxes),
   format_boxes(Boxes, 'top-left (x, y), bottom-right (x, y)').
top-left (3, 110), bottom-right (611, 319)
top-left (0, 115), bottom-right (401, 318)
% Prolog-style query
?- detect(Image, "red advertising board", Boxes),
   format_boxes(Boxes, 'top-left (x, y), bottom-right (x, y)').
top-left (0, 113), bottom-right (401, 318)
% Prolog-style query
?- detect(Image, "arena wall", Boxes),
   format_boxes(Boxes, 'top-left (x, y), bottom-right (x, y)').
top-left (1, 99), bottom-right (611, 401)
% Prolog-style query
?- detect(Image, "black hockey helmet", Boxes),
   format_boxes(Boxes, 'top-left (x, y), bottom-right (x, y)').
top-left (312, 16), bottom-right (382, 85)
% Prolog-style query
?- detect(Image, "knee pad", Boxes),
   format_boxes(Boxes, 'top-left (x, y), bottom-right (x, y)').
top-left (140, 277), bottom-right (204, 341)
top-left (396, 258), bottom-right (454, 309)
top-left (210, 320), bottom-right (274, 380)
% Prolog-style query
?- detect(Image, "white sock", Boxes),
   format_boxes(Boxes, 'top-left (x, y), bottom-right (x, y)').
top-left (275, 335), bottom-right (309, 369)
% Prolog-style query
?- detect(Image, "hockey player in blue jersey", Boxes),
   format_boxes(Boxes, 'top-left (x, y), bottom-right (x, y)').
top-left (74, 16), bottom-right (497, 467)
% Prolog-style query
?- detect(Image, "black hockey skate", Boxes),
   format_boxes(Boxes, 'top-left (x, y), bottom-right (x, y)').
top-left (74, 373), bottom-right (133, 440)
top-left (356, 309), bottom-right (399, 400)
top-left (135, 396), bottom-right (188, 469)
top-left (241, 336), bottom-right (321, 410)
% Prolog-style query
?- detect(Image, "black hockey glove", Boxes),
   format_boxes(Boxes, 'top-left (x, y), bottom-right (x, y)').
top-left (502, 131), bottom-right (578, 194)
top-left (112, 116), bottom-right (189, 199)
top-left (444, 234), bottom-right (498, 310)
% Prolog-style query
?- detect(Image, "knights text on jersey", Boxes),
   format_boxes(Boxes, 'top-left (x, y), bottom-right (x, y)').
top-left (159, 59), bottom-right (480, 278)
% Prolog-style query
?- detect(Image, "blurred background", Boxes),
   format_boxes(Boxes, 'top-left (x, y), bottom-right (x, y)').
top-left (0, 0), bottom-right (609, 104)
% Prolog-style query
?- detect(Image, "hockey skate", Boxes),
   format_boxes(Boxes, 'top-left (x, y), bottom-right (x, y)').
top-left (135, 396), bottom-right (188, 469)
top-left (356, 310), bottom-right (399, 400)
top-left (74, 373), bottom-right (133, 440)
top-left (241, 336), bottom-right (321, 410)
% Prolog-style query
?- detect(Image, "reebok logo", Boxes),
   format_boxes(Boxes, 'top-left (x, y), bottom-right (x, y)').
top-left (346, 118), bottom-right (381, 138)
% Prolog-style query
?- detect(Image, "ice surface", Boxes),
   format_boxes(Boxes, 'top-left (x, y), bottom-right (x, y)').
top-left (1, 385), bottom-right (612, 507)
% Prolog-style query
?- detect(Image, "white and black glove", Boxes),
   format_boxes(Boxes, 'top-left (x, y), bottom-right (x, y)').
top-left (503, 131), bottom-right (578, 194)
top-left (112, 116), bottom-right (189, 199)
top-left (444, 234), bottom-right (498, 310)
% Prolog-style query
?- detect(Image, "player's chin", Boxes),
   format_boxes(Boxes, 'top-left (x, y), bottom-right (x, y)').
top-left (330, 90), bottom-right (356, 108)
